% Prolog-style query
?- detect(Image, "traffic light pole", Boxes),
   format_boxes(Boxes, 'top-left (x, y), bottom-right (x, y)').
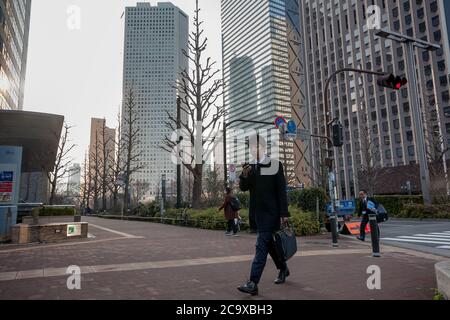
top-left (375, 29), bottom-right (440, 205)
top-left (324, 68), bottom-right (386, 247)
top-left (404, 41), bottom-right (432, 205)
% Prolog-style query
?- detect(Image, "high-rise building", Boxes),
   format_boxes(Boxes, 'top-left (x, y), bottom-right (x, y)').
top-left (122, 2), bottom-right (188, 198)
top-left (221, 0), bottom-right (309, 186)
top-left (67, 163), bottom-right (81, 197)
top-left (301, 0), bottom-right (450, 197)
top-left (89, 118), bottom-right (116, 176)
top-left (0, 0), bottom-right (32, 110)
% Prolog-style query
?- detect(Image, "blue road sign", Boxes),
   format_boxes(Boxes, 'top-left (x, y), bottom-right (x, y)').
top-left (326, 200), bottom-right (356, 216)
top-left (287, 120), bottom-right (297, 134)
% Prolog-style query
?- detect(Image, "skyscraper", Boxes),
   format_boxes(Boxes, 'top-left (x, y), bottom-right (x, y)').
top-left (301, 0), bottom-right (450, 197)
top-left (0, 0), bottom-right (32, 110)
top-left (221, 0), bottom-right (309, 185)
top-left (122, 2), bottom-right (188, 198)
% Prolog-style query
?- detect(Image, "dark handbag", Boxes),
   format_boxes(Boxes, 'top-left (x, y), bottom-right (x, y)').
top-left (273, 223), bottom-right (297, 261)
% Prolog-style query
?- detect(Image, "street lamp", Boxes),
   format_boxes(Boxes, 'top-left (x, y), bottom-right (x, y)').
top-left (375, 28), bottom-right (441, 205)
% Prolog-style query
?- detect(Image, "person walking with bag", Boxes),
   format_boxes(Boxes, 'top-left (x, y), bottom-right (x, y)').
top-left (237, 135), bottom-right (290, 296)
top-left (357, 190), bottom-right (380, 241)
top-left (218, 187), bottom-right (239, 237)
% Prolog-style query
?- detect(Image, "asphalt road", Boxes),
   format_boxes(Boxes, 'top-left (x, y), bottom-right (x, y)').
top-left (370, 219), bottom-right (450, 258)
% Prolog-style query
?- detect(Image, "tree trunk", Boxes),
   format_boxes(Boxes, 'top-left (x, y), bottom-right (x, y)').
top-left (192, 165), bottom-right (203, 209)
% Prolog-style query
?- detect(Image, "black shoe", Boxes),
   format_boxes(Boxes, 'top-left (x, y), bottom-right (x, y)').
top-left (237, 281), bottom-right (258, 295)
top-left (357, 236), bottom-right (365, 242)
top-left (274, 268), bottom-right (290, 284)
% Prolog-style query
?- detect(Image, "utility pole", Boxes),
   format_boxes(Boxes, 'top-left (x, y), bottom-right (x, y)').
top-left (375, 29), bottom-right (440, 205)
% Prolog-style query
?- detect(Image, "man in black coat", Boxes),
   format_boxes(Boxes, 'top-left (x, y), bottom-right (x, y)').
top-left (237, 135), bottom-right (290, 296)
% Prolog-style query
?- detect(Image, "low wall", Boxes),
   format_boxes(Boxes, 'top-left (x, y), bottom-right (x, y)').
top-left (436, 261), bottom-right (450, 300)
top-left (11, 222), bottom-right (88, 244)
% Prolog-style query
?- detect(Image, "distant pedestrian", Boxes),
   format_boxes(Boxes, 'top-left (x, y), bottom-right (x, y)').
top-left (357, 190), bottom-right (379, 241)
top-left (237, 134), bottom-right (290, 296)
top-left (218, 187), bottom-right (239, 237)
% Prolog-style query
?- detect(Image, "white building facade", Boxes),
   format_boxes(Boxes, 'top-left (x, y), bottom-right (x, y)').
top-left (122, 2), bottom-right (188, 198)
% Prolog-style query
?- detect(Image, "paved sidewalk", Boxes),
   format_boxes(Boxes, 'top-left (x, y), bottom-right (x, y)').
top-left (0, 217), bottom-right (446, 300)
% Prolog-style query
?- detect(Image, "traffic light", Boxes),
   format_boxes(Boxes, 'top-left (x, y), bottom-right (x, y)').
top-left (332, 122), bottom-right (344, 147)
top-left (377, 74), bottom-right (408, 90)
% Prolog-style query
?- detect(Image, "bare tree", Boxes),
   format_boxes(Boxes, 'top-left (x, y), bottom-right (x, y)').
top-left (89, 129), bottom-right (102, 212)
top-left (308, 139), bottom-right (329, 190)
top-left (109, 110), bottom-right (124, 212)
top-left (122, 86), bottom-right (143, 214)
top-left (358, 106), bottom-right (381, 196)
top-left (203, 165), bottom-right (224, 207)
top-left (99, 118), bottom-right (113, 211)
top-left (80, 152), bottom-right (90, 211)
top-left (48, 123), bottom-right (76, 205)
top-left (161, 0), bottom-right (224, 209)
top-left (131, 180), bottom-right (150, 205)
top-left (423, 95), bottom-right (450, 200)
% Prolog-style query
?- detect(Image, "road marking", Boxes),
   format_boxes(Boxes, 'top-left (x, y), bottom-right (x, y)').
top-left (0, 248), bottom-right (372, 282)
top-left (382, 238), bottom-right (450, 246)
top-left (437, 246), bottom-right (450, 249)
top-left (414, 233), bottom-right (450, 238)
top-left (89, 224), bottom-right (140, 238)
top-left (399, 236), bottom-right (450, 241)
top-left (0, 237), bottom-right (143, 254)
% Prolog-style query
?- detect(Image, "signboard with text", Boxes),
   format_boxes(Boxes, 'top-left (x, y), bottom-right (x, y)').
top-left (0, 147), bottom-right (22, 205)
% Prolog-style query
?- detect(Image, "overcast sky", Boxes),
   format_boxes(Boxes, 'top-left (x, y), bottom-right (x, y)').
top-left (23, 0), bottom-right (222, 165)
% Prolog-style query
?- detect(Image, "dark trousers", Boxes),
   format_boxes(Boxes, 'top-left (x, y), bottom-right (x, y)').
top-left (360, 214), bottom-right (380, 239)
top-left (250, 232), bottom-right (287, 284)
top-left (227, 219), bottom-right (237, 234)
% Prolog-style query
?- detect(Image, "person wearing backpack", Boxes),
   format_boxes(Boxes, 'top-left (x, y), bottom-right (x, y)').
top-left (218, 187), bottom-right (239, 237)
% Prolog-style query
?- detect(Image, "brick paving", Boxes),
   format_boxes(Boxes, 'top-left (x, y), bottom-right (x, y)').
top-left (0, 217), bottom-right (445, 300)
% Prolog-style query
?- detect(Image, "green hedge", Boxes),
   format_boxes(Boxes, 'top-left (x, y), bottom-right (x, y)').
top-left (372, 195), bottom-right (423, 217)
top-left (288, 188), bottom-right (327, 212)
top-left (398, 203), bottom-right (450, 219)
top-left (38, 206), bottom-right (76, 216)
top-left (106, 206), bottom-right (321, 236)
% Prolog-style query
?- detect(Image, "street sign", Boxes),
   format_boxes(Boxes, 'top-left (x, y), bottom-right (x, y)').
top-left (274, 116), bottom-right (287, 129)
top-left (287, 120), bottom-right (297, 134)
top-left (229, 165), bottom-right (236, 182)
top-left (297, 128), bottom-right (311, 142)
top-left (67, 224), bottom-right (81, 237)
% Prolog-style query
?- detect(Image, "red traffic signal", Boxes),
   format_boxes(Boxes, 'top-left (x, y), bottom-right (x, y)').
top-left (377, 74), bottom-right (408, 90)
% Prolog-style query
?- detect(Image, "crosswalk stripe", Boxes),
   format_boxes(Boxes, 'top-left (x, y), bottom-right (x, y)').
top-left (382, 238), bottom-right (450, 245)
top-left (437, 246), bottom-right (450, 249)
top-left (428, 233), bottom-right (450, 237)
top-left (398, 236), bottom-right (450, 241)
top-left (413, 234), bottom-right (450, 238)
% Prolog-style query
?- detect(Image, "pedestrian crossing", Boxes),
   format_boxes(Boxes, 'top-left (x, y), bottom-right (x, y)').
top-left (382, 231), bottom-right (450, 249)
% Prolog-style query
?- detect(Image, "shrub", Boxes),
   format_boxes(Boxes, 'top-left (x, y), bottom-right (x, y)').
top-left (288, 207), bottom-right (321, 236)
top-left (236, 192), bottom-right (250, 209)
top-left (39, 206), bottom-right (76, 216)
top-left (398, 203), bottom-right (450, 219)
top-left (289, 188), bottom-right (327, 212)
top-left (373, 195), bottom-right (423, 216)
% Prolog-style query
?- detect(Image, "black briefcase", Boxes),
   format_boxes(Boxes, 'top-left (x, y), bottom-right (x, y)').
top-left (273, 223), bottom-right (297, 261)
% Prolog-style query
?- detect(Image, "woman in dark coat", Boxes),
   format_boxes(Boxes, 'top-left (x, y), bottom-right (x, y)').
top-left (218, 187), bottom-right (239, 236)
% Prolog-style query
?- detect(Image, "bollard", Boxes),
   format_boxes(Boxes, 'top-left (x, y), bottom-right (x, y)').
top-left (330, 214), bottom-right (339, 247)
top-left (368, 214), bottom-right (380, 257)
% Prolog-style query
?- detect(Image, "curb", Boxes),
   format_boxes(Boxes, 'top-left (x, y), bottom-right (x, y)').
top-left (436, 261), bottom-right (450, 300)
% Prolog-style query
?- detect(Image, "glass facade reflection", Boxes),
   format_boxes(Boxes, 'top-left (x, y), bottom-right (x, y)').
top-left (222, 0), bottom-right (309, 185)
top-left (0, 0), bottom-right (32, 110)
